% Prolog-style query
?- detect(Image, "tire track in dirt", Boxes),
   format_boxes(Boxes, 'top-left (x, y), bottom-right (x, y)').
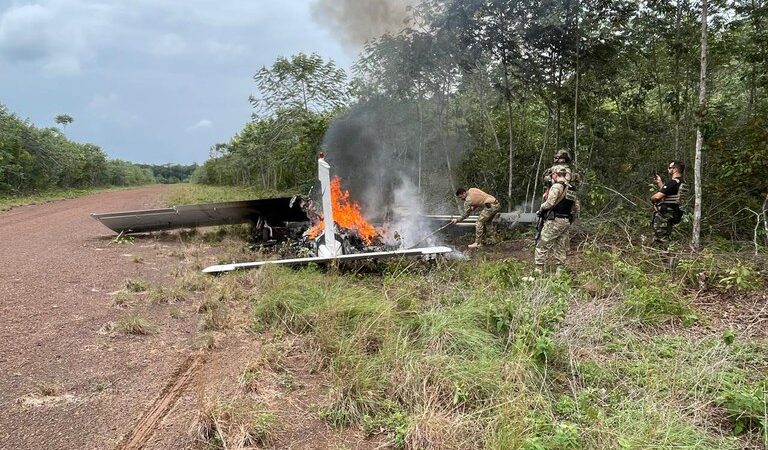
top-left (0, 185), bottom-right (206, 450)
top-left (116, 353), bottom-right (205, 450)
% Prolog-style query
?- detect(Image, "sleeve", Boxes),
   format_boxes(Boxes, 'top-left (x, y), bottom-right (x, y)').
top-left (458, 197), bottom-right (474, 222)
top-left (540, 183), bottom-right (563, 211)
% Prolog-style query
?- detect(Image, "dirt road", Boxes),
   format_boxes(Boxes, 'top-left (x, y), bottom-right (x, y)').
top-left (0, 185), bottom-right (198, 450)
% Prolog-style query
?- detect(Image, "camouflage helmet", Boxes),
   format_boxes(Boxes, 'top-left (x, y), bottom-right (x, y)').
top-left (554, 149), bottom-right (572, 163)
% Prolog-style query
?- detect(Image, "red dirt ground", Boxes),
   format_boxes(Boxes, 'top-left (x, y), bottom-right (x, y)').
top-left (0, 186), bottom-right (385, 449)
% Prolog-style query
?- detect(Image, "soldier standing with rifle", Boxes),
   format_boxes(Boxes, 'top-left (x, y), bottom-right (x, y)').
top-left (534, 168), bottom-right (580, 275)
top-left (651, 160), bottom-right (687, 245)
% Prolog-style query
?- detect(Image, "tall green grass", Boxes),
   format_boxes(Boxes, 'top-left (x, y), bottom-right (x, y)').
top-left (243, 251), bottom-right (767, 449)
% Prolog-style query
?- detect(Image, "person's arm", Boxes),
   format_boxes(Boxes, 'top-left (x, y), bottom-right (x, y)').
top-left (539, 183), bottom-right (564, 212)
top-left (452, 197), bottom-right (474, 223)
top-left (458, 197), bottom-right (474, 222)
top-left (651, 178), bottom-right (673, 203)
top-left (655, 174), bottom-right (664, 190)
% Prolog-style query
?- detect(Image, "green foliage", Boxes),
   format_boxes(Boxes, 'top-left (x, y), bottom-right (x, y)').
top-left (0, 104), bottom-right (153, 196)
top-left (111, 234), bottom-right (135, 245)
top-left (717, 260), bottom-right (761, 291)
top-left (238, 254), bottom-right (767, 448)
top-left (361, 403), bottom-right (409, 448)
top-left (124, 277), bottom-right (150, 293)
top-left (195, 53), bottom-right (349, 191)
top-left (137, 163), bottom-right (199, 184)
top-left (720, 379), bottom-right (768, 437)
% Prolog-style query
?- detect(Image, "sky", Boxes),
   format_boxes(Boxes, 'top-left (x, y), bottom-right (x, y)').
top-left (0, 0), bottom-right (358, 164)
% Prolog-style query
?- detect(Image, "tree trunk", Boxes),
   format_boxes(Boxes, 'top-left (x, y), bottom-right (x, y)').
top-left (673, 0), bottom-right (683, 159)
top-left (692, 0), bottom-right (708, 250)
top-left (573, 0), bottom-right (580, 167)
top-left (762, 192), bottom-right (768, 246)
top-left (417, 100), bottom-right (424, 194)
top-left (531, 110), bottom-right (551, 212)
top-left (503, 65), bottom-right (515, 212)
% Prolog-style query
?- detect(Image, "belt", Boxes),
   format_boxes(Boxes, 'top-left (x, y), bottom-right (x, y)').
top-left (484, 201), bottom-right (499, 208)
top-left (547, 214), bottom-right (571, 220)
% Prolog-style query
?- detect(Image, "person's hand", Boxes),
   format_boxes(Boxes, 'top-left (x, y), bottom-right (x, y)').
top-left (450, 218), bottom-right (458, 225)
top-left (654, 174), bottom-right (662, 184)
top-left (535, 209), bottom-right (543, 218)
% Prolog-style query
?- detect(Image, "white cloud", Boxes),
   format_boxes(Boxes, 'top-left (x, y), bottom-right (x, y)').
top-left (186, 119), bottom-right (213, 132)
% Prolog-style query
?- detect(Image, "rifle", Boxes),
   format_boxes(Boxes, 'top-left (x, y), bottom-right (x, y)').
top-left (534, 211), bottom-right (546, 245)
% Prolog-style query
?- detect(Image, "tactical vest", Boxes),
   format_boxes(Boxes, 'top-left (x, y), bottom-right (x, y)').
top-left (662, 178), bottom-right (686, 206)
top-left (551, 182), bottom-right (575, 217)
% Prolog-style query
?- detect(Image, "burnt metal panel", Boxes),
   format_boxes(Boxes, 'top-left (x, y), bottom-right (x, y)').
top-left (92, 197), bottom-right (308, 234)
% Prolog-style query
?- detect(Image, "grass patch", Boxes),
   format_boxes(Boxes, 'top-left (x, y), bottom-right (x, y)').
top-left (221, 248), bottom-right (767, 448)
top-left (195, 397), bottom-right (276, 449)
top-left (163, 183), bottom-right (280, 207)
top-left (124, 277), bottom-right (151, 293)
top-left (116, 314), bottom-right (157, 335)
top-left (148, 286), bottom-right (187, 304)
top-left (33, 381), bottom-right (59, 397)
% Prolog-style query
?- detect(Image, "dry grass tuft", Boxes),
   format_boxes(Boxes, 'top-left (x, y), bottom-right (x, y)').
top-left (194, 397), bottom-right (276, 449)
top-left (149, 286), bottom-right (187, 304)
top-left (116, 314), bottom-right (157, 335)
top-left (33, 381), bottom-right (60, 397)
top-left (405, 407), bottom-right (482, 450)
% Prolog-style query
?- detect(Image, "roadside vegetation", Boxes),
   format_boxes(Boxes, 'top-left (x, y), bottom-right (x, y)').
top-left (0, 103), bottom-right (200, 209)
top-left (162, 179), bottom-right (767, 450)
top-left (173, 234), bottom-right (764, 449)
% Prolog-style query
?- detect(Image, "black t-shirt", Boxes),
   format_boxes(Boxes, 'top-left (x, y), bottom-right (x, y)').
top-left (660, 177), bottom-right (683, 206)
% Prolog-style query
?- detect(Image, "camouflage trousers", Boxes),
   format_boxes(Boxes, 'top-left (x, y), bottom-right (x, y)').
top-left (535, 217), bottom-right (571, 267)
top-left (476, 202), bottom-right (501, 244)
top-left (652, 209), bottom-right (677, 245)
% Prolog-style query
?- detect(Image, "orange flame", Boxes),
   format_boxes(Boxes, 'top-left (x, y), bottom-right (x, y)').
top-left (307, 176), bottom-right (379, 245)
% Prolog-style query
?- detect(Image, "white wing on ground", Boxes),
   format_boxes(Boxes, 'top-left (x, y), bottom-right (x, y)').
top-left (202, 246), bottom-right (453, 274)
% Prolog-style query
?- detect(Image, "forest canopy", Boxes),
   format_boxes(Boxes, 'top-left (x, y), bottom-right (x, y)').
top-left (0, 104), bottom-right (197, 194)
top-left (195, 0), bottom-right (768, 245)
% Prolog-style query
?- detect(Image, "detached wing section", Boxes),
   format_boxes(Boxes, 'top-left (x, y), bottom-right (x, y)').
top-left (202, 246), bottom-right (454, 274)
top-left (91, 197), bottom-right (308, 234)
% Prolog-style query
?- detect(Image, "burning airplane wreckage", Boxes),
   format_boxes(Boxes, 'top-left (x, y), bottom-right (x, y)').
top-left (92, 154), bottom-right (536, 273)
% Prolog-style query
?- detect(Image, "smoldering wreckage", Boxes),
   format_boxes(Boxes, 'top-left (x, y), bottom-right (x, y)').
top-left (92, 154), bottom-right (536, 273)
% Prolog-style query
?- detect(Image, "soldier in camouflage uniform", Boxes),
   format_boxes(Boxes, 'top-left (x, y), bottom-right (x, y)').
top-left (535, 168), bottom-right (580, 274)
top-left (451, 187), bottom-right (501, 248)
top-left (651, 160), bottom-right (687, 245)
top-left (542, 149), bottom-right (579, 196)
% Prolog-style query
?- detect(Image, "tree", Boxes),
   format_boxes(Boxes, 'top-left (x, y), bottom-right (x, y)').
top-left (54, 114), bottom-right (74, 128)
top-left (692, 0), bottom-right (708, 249)
top-left (250, 53), bottom-right (351, 116)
